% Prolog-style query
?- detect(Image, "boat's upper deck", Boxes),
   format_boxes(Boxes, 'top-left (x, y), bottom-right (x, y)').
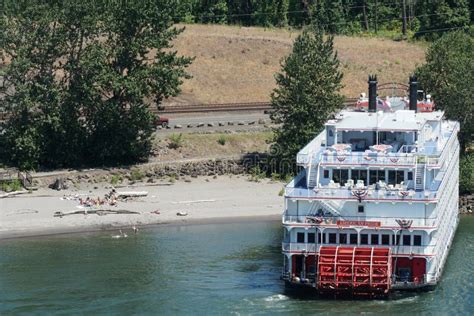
top-left (297, 109), bottom-right (459, 168)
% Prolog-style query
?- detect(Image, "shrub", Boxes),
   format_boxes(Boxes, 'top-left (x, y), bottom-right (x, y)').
top-left (110, 175), bottom-right (123, 186)
top-left (168, 133), bottom-right (184, 149)
top-left (130, 169), bottom-right (145, 182)
top-left (217, 135), bottom-right (227, 146)
top-left (249, 165), bottom-right (266, 182)
top-left (1, 179), bottom-right (22, 192)
top-left (460, 154), bottom-right (474, 194)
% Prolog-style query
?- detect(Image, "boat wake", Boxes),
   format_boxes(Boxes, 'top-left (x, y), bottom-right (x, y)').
top-left (263, 294), bottom-right (289, 302)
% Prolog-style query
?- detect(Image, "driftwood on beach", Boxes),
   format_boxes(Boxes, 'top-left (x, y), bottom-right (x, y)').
top-left (115, 191), bottom-right (148, 198)
top-left (54, 209), bottom-right (140, 218)
top-left (0, 190), bottom-right (30, 199)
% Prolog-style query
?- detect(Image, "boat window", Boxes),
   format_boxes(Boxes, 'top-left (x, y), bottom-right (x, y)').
top-left (339, 233), bottom-right (347, 244)
top-left (414, 235), bottom-right (422, 246)
top-left (402, 235), bottom-right (411, 246)
top-left (297, 232), bottom-right (305, 243)
top-left (350, 234), bottom-right (358, 244)
top-left (351, 169), bottom-right (368, 185)
top-left (323, 170), bottom-right (329, 178)
top-left (341, 170), bottom-right (349, 183)
top-left (371, 234), bottom-right (379, 245)
top-left (407, 172), bottom-right (413, 181)
top-left (388, 170), bottom-right (396, 185)
top-left (389, 170), bottom-right (405, 185)
top-left (308, 233), bottom-right (315, 243)
top-left (360, 170), bottom-right (368, 185)
top-left (378, 170), bottom-right (386, 182)
top-left (369, 170), bottom-right (377, 185)
top-left (361, 234), bottom-right (368, 245)
top-left (332, 169), bottom-right (349, 185)
top-left (394, 234), bottom-right (401, 245)
top-left (318, 232), bottom-right (322, 243)
top-left (358, 205), bottom-right (364, 213)
top-left (381, 234), bottom-right (390, 245)
top-left (329, 233), bottom-right (337, 244)
top-left (396, 171), bottom-right (404, 184)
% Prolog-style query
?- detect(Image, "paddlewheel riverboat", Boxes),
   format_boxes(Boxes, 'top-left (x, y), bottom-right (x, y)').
top-left (281, 76), bottom-right (460, 297)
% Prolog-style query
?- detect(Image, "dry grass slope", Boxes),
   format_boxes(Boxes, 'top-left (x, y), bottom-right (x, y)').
top-left (152, 132), bottom-right (272, 162)
top-left (167, 24), bottom-right (426, 105)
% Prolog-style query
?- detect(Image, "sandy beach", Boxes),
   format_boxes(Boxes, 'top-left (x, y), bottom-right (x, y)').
top-left (0, 176), bottom-right (284, 239)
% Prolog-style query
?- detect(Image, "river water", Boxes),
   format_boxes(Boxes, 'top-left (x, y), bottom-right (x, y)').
top-left (0, 217), bottom-right (473, 315)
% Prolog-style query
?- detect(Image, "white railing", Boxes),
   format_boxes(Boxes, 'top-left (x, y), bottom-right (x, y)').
top-left (311, 123), bottom-right (459, 169)
top-left (281, 242), bottom-right (436, 255)
top-left (297, 132), bottom-right (325, 165)
top-left (320, 151), bottom-right (417, 166)
top-left (285, 186), bottom-right (436, 201)
top-left (282, 215), bottom-right (437, 227)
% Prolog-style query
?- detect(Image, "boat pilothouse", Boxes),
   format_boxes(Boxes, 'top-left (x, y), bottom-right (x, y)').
top-left (281, 76), bottom-right (460, 296)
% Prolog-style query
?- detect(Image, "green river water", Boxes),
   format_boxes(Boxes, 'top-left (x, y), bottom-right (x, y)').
top-left (0, 217), bottom-right (473, 315)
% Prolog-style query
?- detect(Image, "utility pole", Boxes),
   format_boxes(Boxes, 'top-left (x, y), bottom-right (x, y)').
top-left (374, 0), bottom-right (378, 34)
top-left (363, 1), bottom-right (369, 31)
top-left (402, 0), bottom-right (407, 37)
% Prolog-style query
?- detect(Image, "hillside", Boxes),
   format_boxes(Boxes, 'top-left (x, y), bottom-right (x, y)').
top-left (166, 24), bottom-right (426, 105)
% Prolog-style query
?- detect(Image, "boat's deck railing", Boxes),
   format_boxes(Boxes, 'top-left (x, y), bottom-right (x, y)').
top-left (319, 151), bottom-right (417, 166)
top-left (282, 214), bottom-right (437, 228)
top-left (282, 242), bottom-right (436, 256)
top-left (297, 122), bottom-right (459, 168)
top-left (285, 186), bottom-right (436, 201)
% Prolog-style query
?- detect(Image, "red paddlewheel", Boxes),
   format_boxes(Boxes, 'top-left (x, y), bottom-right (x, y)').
top-left (317, 246), bottom-right (392, 295)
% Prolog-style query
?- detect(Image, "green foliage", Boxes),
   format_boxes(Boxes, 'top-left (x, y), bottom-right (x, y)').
top-left (168, 133), bottom-right (184, 149)
top-left (415, 30), bottom-right (473, 152)
top-left (270, 25), bottom-right (343, 171)
top-left (130, 169), bottom-right (145, 182)
top-left (217, 135), bottom-right (227, 146)
top-left (460, 154), bottom-right (474, 194)
top-left (416, 0), bottom-right (471, 40)
top-left (271, 172), bottom-right (293, 182)
top-left (248, 165), bottom-right (266, 182)
top-left (0, 1), bottom-right (192, 169)
top-left (197, 0), bottom-right (228, 24)
top-left (1, 179), bottom-right (22, 192)
top-left (278, 187), bottom-right (285, 196)
top-left (110, 175), bottom-right (123, 186)
top-left (139, 0), bottom-right (474, 38)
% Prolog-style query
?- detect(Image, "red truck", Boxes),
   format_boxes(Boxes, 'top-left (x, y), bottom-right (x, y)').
top-left (155, 116), bottom-right (169, 128)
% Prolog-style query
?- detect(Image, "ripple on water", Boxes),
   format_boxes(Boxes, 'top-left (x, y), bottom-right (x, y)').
top-left (263, 294), bottom-right (289, 302)
top-left (0, 218), bottom-right (472, 314)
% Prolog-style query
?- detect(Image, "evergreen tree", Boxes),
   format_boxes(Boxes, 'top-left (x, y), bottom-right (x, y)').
top-left (273, 0), bottom-right (289, 27)
top-left (416, 0), bottom-right (470, 39)
top-left (270, 25), bottom-right (343, 170)
top-left (199, 0), bottom-right (228, 24)
top-left (415, 30), bottom-right (473, 153)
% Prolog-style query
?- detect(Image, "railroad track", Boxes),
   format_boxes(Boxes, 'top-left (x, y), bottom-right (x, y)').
top-left (0, 99), bottom-right (359, 121)
top-left (156, 98), bottom-right (358, 114)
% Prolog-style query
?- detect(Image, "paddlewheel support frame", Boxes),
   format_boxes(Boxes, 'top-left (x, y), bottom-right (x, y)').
top-left (317, 246), bottom-right (392, 296)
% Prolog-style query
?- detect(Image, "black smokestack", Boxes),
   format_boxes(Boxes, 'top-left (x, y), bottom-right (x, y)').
top-left (368, 75), bottom-right (377, 112)
top-left (409, 75), bottom-right (418, 112)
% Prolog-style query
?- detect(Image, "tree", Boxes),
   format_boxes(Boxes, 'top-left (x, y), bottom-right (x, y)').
top-left (270, 25), bottom-right (344, 171)
top-left (459, 154), bottom-right (474, 194)
top-left (0, 1), bottom-right (192, 169)
top-left (416, 0), bottom-right (470, 39)
top-left (415, 30), bottom-right (473, 153)
top-left (198, 0), bottom-right (228, 24)
top-left (80, 2), bottom-right (193, 165)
